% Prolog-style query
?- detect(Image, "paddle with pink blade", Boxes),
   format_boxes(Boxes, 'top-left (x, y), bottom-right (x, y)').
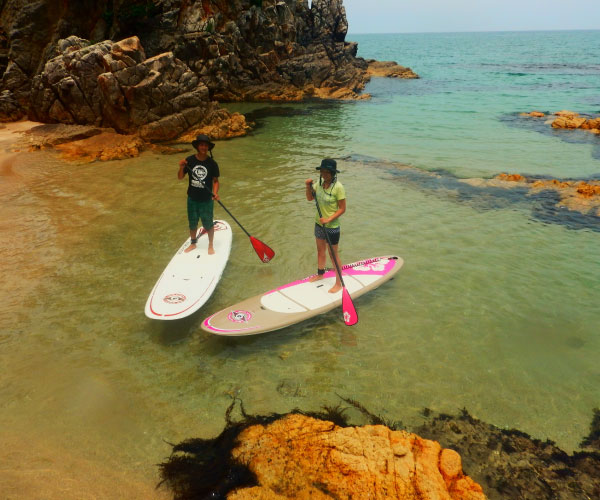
top-left (312, 189), bottom-right (358, 326)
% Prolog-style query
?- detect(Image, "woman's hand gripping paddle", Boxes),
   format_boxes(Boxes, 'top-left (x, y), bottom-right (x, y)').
top-left (201, 183), bottom-right (275, 263)
top-left (312, 189), bottom-right (358, 326)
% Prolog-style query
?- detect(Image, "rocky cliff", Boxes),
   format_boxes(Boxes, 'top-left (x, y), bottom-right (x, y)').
top-left (0, 0), bottom-right (410, 140)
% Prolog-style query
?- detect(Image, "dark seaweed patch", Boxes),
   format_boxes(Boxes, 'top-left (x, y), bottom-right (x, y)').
top-left (242, 102), bottom-right (341, 131)
top-left (580, 408), bottom-right (600, 450)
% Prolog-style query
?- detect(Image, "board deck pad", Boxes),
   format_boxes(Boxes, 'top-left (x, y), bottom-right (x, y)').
top-left (145, 220), bottom-right (232, 320)
top-left (202, 255), bottom-right (403, 335)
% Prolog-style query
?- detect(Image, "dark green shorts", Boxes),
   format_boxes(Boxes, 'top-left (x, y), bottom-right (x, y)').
top-left (187, 197), bottom-right (214, 230)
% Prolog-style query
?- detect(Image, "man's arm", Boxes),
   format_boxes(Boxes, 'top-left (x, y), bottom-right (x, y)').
top-left (212, 177), bottom-right (220, 201)
top-left (178, 159), bottom-right (187, 179)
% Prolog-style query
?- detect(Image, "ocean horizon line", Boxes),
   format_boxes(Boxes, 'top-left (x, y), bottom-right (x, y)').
top-left (347, 28), bottom-right (600, 36)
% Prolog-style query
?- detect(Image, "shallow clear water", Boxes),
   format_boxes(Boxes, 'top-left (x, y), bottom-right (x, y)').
top-left (1, 30), bottom-right (599, 498)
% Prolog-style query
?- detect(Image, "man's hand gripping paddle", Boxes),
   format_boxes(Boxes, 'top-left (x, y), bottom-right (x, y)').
top-left (201, 183), bottom-right (275, 263)
top-left (312, 188), bottom-right (358, 326)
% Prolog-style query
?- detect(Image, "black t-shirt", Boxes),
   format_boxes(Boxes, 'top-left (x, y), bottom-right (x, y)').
top-left (184, 155), bottom-right (220, 202)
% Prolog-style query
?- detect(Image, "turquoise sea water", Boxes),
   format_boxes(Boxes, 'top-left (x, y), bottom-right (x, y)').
top-left (0, 31), bottom-right (599, 497)
top-left (349, 30), bottom-right (600, 178)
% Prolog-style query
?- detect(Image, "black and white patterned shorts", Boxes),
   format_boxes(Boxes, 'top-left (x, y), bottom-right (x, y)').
top-left (314, 223), bottom-right (341, 245)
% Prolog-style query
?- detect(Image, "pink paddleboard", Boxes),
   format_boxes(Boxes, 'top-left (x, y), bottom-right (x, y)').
top-left (201, 256), bottom-right (403, 336)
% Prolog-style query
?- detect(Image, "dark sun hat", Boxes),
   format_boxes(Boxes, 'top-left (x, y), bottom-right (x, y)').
top-left (192, 134), bottom-right (215, 150)
top-left (316, 158), bottom-right (340, 173)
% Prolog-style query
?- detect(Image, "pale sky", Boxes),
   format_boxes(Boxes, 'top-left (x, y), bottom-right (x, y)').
top-left (342, 0), bottom-right (600, 34)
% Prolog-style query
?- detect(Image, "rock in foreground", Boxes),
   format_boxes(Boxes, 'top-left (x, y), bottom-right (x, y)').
top-left (159, 405), bottom-right (600, 500)
top-left (159, 411), bottom-right (485, 500)
top-left (229, 413), bottom-right (485, 499)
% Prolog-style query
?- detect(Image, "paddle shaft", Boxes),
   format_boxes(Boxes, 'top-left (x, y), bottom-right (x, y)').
top-left (196, 180), bottom-right (251, 237)
top-left (194, 178), bottom-right (274, 262)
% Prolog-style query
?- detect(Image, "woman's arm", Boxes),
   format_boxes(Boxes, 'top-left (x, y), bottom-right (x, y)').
top-left (305, 179), bottom-right (314, 201)
top-left (320, 198), bottom-right (346, 225)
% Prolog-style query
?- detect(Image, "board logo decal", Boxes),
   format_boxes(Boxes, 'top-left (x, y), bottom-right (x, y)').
top-left (228, 310), bottom-right (252, 323)
top-left (355, 261), bottom-right (386, 272)
top-left (164, 293), bottom-right (186, 304)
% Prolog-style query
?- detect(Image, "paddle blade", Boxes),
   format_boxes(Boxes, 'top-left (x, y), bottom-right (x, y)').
top-left (250, 236), bottom-right (275, 263)
top-left (342, 287), bottom-right (358, 326)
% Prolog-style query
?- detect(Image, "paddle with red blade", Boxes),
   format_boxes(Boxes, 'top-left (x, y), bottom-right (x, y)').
top-left (218, 199), bottom-right (275, 263)
top-left (312, 189), bottom-right (358, 326)
top-left (199, 183), bottom-right (274, 263)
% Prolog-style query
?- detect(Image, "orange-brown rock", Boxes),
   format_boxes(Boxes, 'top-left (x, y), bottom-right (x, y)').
top-left (531, 179), bottom-right (572, 189)
top-left (576, 182), bottom-right (600, 198)
top-left (581, 117), bottom-right (600, 130)
top-left (228, 414), bottom-right (486, 500)
top-left (551, 115), bottom-right (587, 129)
top-left (54, 132), bottom-right (146, 162)
top-left (366, 60), bottom-right (420, 79)
top-left (521, 111), bottom-right (545, 117)
top-left (178, 112), bottom-right (251, 143)
top-left (554, 110), bottom-right (579, 118)
top-left (496, 173), bottom-right (526, 182)
top-left (522, 109), bottom-right (600, 134)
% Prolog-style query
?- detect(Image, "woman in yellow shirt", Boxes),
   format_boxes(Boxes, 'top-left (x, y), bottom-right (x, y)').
top-left (305, 159), bottom-right (346, 293)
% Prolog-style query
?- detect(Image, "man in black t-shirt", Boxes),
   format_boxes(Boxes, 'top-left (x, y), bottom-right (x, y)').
top-left (178, 134), bottom-right (220, 253)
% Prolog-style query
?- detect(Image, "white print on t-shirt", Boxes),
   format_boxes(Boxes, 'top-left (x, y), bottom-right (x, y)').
top-left (190, 164), bottom-right (208, 188)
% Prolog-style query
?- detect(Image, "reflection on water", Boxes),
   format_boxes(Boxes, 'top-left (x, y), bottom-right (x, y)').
top-left (1, 118), bottom-right (599, 497)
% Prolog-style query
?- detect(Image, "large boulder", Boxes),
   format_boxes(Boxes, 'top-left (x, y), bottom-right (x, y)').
top-left (29, 36), bottom-right (236, 141)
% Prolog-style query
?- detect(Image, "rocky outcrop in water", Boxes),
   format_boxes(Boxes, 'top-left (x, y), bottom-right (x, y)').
top-left (0, 0), bottom-right (394, 134)
top-left (366, 60), bottom-right (419, 79)
top-left (521, 110), bottom-right (600, 134)
top-left (490, 173), bottom-right (600, 217)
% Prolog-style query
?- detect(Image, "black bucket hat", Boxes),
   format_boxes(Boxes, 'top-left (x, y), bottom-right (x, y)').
top-left (315, 158), bottom-right (340, 173)
top-left (192, 134), bottom-right (215, 150)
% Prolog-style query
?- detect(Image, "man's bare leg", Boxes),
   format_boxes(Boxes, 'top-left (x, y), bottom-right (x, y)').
top-left (207, 226), bottom-right (215, 255)
top-left (184, 228), bottom-right (198, 253)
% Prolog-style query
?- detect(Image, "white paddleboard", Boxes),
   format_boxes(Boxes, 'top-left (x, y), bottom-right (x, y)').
top-left (201, 255), bottom-right (403, 335)
top-left (145, 220), bottom-right (232, 320)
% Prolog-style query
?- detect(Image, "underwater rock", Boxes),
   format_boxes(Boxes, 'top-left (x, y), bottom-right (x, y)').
top-left (489, 174), bottom-right (600, 217)
top-left (54, 131), bottom-right (146, 162)
top-left (520, 111), bottom-right (545, 118)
